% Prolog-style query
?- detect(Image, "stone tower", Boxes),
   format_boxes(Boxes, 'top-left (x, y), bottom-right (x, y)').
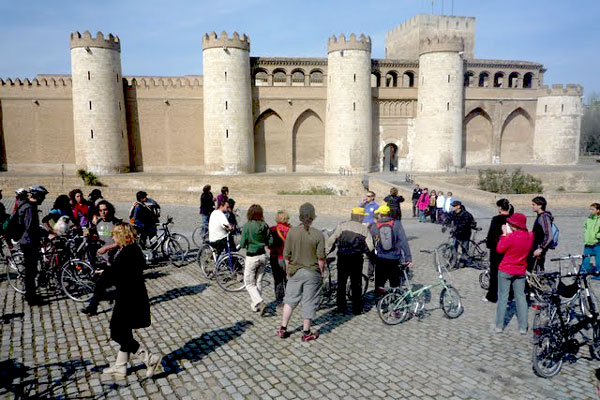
top-left (202, 31), bottom-right (253, 174)
top-left (533, 84), bottom-right (583, 164)
top-left (413, 35), bottom-right (464, 171)
top-left (324, 34), bottom-right (373, 174)
top-left (70, 31), bottom-right (129, 174)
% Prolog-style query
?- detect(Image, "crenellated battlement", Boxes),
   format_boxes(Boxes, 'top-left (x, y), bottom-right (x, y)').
top-left (540, 84), bottom-right (583, 96)
top-left (70, 31), bottom-right (121, 52)
top-left (387, 14), bottom-right (475, 37)
top-left (327, 33), bottom-right (371, 53)
top-left (125, 76), bottom-right (203, 88)
top-left (1, 76), bottom-right (72, 89)
top-left (419, 34), bottom-right (464, 55)
top-left (202, 31), bottom-right (250, 51)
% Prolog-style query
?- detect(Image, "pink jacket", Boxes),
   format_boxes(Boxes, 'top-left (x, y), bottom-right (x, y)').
top-left (417, 193), bottom-right (430, 211)
top-left (497, 230), bottom-right (534, 276)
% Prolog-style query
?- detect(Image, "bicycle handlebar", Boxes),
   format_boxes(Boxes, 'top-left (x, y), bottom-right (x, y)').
top-left (549, 254), bottom-right (587, 262)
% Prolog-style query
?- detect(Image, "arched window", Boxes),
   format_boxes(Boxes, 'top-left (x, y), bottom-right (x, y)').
top-left (371, 72), bottom-right (381, 88)
top-left (523, 72), bottom-right (534, 89)
top-left (254, 70), bottom-right (268, 86)
top-left (309, 70), bottom-right (323, 86)
top-left (464, 71), bottom-right (474, 87)
top-left (494, 72), bottom-right (505, 88)
top-left (478, 72), bottom-right (490, 88)
top-left (385, 71), bottom-right (398, 87)
top-left (291, 69), bottom-right (305, 86)
top-left (508, 72), bottom-right (519, 88)
top-left (402, 71), bottom-right (415, 88)
top-left (273, 69), bottom-right (287, 86)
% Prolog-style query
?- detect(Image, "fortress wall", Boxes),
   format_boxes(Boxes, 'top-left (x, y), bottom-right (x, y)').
top-left (125, 87), bottom-right (204, 173)
top-left (0, 80), bottom-right (75, 172)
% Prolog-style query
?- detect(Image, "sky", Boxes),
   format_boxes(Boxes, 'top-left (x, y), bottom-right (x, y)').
top-left (0, 0), bottom-right (598, 101)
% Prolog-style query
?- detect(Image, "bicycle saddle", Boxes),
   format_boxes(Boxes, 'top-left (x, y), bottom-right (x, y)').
top-left (556, 281), bottom-right (578, 298)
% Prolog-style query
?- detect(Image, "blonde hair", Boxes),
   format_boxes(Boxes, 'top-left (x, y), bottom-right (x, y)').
top-left (112, 223), bottom-right (137, 246)
top-left (275, 210), bottom-right (290, 224)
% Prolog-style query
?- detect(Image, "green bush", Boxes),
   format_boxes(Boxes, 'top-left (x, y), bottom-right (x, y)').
top-left (277, 186), bottom-right (338, 195)
top-left (477, 168), bottom-right (543, 194)
top-left (77, 169), bottom-right (105, 187)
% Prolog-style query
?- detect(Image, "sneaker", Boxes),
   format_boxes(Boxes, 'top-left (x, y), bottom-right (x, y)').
top-left (493, 327), bottom-right (503, 334)
top-left (481, 297), bottom-right (489, 303)
top-left (277, 328), bottom-right (290, 339)
top-left (519, 328), bottom-right (528, 335)
top-left (81, 305), bottom-right (98, 316)
top-left (301, 330), bottom-right (319, 342)
top-left (257, 302), bottom-right (266, 317)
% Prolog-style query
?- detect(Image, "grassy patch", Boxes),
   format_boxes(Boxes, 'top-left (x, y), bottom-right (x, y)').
top-left (277, 186), bottom-right (339, 196)
top-left (77, 169), bottom-right (105, 187)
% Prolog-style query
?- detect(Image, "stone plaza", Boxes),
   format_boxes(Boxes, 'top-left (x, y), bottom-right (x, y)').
top-left (1, 198), bottom-right (599, 399)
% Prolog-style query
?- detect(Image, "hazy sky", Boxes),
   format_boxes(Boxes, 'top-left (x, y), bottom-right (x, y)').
top-left (1, 0), bottom-right (598, 100)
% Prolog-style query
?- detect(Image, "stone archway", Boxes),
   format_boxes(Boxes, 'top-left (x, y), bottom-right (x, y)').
top-left (382, 143), bottom-right (398, 172)
top-left (500, 108), bottom-right (534, 164)
top-left (292, 109), bottom-right (324, 172)
top-left (254, 109), bottom-right (285, 172)
top-left (463, 108), bottom-right (493, 165)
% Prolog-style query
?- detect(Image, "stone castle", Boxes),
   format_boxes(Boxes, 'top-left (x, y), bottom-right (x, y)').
top-left (0, 14), bottom-right (583, 175)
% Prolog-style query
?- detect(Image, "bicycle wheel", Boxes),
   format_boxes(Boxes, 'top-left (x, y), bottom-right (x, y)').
top-left (214, 253), bottom-right (246, 292)
top-left (532, 333), bottom-right (563, 378)
top-left (6, 250), bottom-right (26, 294)
top-left (440, 286), bottom-right (463, 319)
top-left (60, 259), bottom-right (95, 302)
top-left (378, 292), bottom-right (410, 325)
top-left (437, 243), bottom-right (458, 270)
top-left (590, 323), bottom-right (600, 360)
top-left (163, 238), bottom-right (185, 268)
top-left (197, 243), bottom-right (216, 279)
top-left (479, 270), bottom-right (490, 290)
top-left (171, 233), bottom-right (191, 254)
top-left (345, 274), bottom-right (369, 301)
top-left (468, 241), bottom-right (489, 270)
top-left (191, 226), bottom-right (205, 248)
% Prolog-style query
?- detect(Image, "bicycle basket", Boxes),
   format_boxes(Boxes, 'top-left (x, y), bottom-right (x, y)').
top-left (526, 271), bottom-right (556, 298)
top-left (556, 281), bottom-right (579, 299)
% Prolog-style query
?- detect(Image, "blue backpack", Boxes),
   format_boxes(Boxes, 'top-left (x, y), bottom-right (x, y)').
top-left (549, 222), bottom-right (559, 250)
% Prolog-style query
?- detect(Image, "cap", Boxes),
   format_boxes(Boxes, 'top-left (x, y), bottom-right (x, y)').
top-left (299, 202), bottom-right (316, 221)
top-left (374, 205), bottom-right (391, 215)
top-left (451, 200), bottom-right (462, 206)
top-left (351, 207), bottom-right (365, 216)
top-left (506, 213), bottom-right (527, 230)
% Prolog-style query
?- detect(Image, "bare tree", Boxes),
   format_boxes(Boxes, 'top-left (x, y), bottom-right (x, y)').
top-left (581, 92), bottom-right (600, 154)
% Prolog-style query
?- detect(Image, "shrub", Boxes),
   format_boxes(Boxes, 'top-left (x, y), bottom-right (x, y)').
top-left (477, 168), bottom-right (543, 194)
top-left (77, 169), bottom-right (105, 187)
top-left (277, 186), bottom-right (338, 195)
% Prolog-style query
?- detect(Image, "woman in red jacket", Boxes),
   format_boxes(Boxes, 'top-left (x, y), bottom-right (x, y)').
top-left (495, 213), bottom-right (534, 334)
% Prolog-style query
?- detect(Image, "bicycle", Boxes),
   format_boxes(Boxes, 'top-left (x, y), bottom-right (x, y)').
top-left (438, 226), bottom-right (488, 271)
top-left (211, 235), bottom-right (247, 292)
top-left (530, 258), bottom-right (600, 378)
top-left (377, 248), bottom-right (463, 324)
top-left (192, 209), bottom-right (240, 249)
top-left (141, 216), bottom-right (188, 267)
top-left (319, 253), bottom-right (369, 309)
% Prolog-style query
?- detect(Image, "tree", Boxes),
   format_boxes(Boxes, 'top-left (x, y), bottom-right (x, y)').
top-left (581, 92), bottom-right (600, 154)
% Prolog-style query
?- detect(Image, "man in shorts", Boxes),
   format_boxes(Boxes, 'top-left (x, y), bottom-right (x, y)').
top-left (278, 203), bottom-right (325, 341)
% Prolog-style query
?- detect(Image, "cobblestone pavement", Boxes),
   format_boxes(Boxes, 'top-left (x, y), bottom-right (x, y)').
top-left (1, 197), bottom-right (599, 399)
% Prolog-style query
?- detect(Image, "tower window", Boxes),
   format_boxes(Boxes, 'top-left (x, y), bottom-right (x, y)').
top-left (224, 71), bottom-right (227, 81)
top-left (121, 130), bottom-right (124, 139)
top-left (89, 101), bottom-right (92, 110)
top-left (353, 74), bottom-right (356, 82)
top-left (353, 102), bottom-right (356, 111)
top-left (116, 73), bottom-right (119, 82)
top-left (421, 104), bottom-right (423, 112)
top-left (544, 105), bottom-right (548, 113)
top-left (447, 102), bottom-right (450, 111)
top-left (226, 129), bottom-right (229, 138)
top-left (225, 101), bottom-right (228, 110)
top-left (448, 75), bottom-right (450, 83)
top-left (561, 104), bottom-right (564, 112)
top-left (119, 102), bottom-right (121, 111)
top-left (87, 71), bottom-right (90, 80)
top-left (90, 129), bottom-right (94, 139)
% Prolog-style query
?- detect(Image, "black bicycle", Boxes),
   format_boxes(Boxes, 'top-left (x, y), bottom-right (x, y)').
top-left (531, 261), bottom-right (600, 378)
top-left (319, 253), bottom-right (369, 309)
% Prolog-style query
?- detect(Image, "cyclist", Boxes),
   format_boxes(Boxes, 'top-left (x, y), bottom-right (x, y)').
top-left (199, 184), bottom-right (215, 239)
top-left (131, 191), bottom-right (160, 248)
top-left (529, 196), bottom-right (554, 272)
top-left (447, 200), bottom-right (477, 267)
top-left (208, 200), bottom-right (232, 257)
top-left (369, 205), bottom-right (412, 296)
top-left (69, 188), bottom-right (90, 231)
top-left (326, 207), bottom-right (374, 315)
top-left (484, 199), bottom-right (514, 303)
top-left (582, 203), bottom-right (600, 277)
top-left (18, 186), bottom-right (48, 306)
top-left (42, 194), bottom-right (73, 236)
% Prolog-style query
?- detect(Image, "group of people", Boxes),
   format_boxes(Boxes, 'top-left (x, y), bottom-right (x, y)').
top-left (0, 186), bottom-right (163, 379)
top-left (412, 185), bottom-right (454, 224)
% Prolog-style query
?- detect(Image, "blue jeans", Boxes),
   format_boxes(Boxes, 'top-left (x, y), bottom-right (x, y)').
top-left (419, 210), bottom-right (427, 222)
top-left (200, 214), bottom-right (210, 238)
top-left (496, 271), bottom-right (528, 331)
top-left (581, 244), bottom-right (600, 273)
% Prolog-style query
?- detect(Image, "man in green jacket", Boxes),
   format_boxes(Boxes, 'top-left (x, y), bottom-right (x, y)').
top-left (582, 203), bottom-right (600, 277)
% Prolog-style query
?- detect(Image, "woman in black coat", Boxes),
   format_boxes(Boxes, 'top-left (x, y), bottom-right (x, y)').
top-left (102, 223), bottom-right (161, 379)
top-left (484, 199), bottom-right (514, 303)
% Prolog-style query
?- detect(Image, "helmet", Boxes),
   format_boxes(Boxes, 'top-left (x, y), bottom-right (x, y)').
top-left (351, 207), bottom-right (366, 216)
top-left (374, 205), bottom-right (391, 215)
top-left (28, 185), bottom-right (49, 198)
top-left (15, 188), bottom-right (28, 199)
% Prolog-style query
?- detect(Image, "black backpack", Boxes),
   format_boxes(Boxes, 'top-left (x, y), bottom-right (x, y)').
top-left (2, 202), bottom-right (27, 241)
top-left (337, 230), bottom-right (368, 256)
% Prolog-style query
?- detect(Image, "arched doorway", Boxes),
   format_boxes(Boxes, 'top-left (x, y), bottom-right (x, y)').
top-left (382, 143), bottom-right (398, 171)
top-left (463, 108), bottom-right (493, 165)
top-left (292, 110), bottom-right (324, 172)
top-left (500, 108), bottom-right (534, 164)
top-left (254, 109), bottom-right (285, 172)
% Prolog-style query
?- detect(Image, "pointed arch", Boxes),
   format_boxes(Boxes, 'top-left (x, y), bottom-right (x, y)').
top-left (292, 109), bottom-right (324, 172)
top-left (254, 109), bottom-right (285, 172)
top-left (500, 107), bottom-right (534, 164)
top-left (463, 107), bottom-right (493, 165)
